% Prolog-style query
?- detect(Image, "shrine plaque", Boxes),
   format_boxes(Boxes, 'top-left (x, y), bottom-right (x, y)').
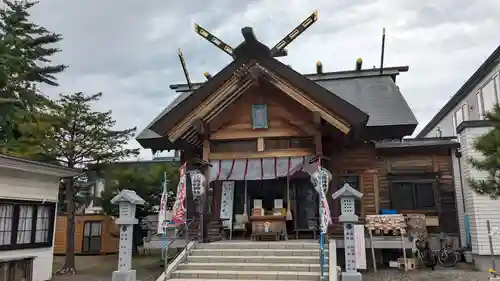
top-left (252, 104), bottom-right (268, 129)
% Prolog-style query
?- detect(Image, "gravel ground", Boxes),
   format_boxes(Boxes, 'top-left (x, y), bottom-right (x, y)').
top-left (362, 268), bottom-right (488, 281)
top-left (51, 268), bottom-right (489, 281)
top-left (52, 254), bottom-right (164, 281)
top-left (52, 270), bottom-right (162, 281)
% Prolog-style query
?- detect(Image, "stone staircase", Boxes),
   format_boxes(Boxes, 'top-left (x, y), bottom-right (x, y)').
top-left (169, 241), bottom-right (330, 281)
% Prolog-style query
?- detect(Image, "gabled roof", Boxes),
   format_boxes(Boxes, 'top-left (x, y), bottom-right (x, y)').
top-left (137, 28), bottom-right (417, 150)
top-left (164, 67), bottom-right (416, 128)
top-left (150, 63), bottom-right (368, 138)
top-left (138, 27), bottom-right (373, 150)
top-left (0, 154), bottom-right (81, 177)
top-left (137, 67), bottom-right (416, 148)
top-left (417, 44), bottom-right (500, 137)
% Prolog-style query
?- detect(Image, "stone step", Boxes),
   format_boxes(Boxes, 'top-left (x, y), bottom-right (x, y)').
top-left (179, 262), bottom-right (329, 272)
top-left (169, 279), bottom-right (310, 281)
top-left (171, 269), bottom-right (328, 280)
top-left (190, 248), bottom-right (327, 256)
top-left (197, 242), bottom-right (320, 249)
top-left (187, 255), bottom-right (326, 264)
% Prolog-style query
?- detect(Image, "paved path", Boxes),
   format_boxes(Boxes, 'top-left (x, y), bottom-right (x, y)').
top-left (52, 268), bottom-right (488, 281)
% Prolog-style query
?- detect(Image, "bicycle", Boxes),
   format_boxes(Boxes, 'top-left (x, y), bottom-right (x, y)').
top-left (414, 239), bottom-right (437, 270)
top-left (436, 234), bottom-right (460, 267)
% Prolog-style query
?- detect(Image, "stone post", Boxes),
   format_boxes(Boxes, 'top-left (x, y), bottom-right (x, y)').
top-left (332, 183), bottom-right (363, 281)
top-left (111, 189), bottom-right (145, 281)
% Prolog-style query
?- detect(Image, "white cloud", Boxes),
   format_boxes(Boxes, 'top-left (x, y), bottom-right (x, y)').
top-left (28, 0), bottom-right (500, 159)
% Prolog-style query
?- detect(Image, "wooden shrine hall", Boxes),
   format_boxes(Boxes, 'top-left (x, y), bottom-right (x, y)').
top-left (136, 24), bottom-right (460, 248)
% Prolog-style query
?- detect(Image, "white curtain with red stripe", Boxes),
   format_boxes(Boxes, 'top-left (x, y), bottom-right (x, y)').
top-left (209, 156), bottom-right (315, 181)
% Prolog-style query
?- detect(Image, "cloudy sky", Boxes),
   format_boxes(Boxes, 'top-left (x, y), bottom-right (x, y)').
top-left (28, 0), bottom-right (500, 159)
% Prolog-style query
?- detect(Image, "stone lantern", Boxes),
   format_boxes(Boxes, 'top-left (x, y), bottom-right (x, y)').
top-left (332, 183), bottom-right (363, 281)
top-left (111, 189), bottom-right (145, 281)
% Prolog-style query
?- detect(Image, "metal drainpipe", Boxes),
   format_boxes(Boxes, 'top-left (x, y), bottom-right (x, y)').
top-left (456, 150), bottom-right (467, 216)
top-left (455, 149), bottom-right (469, 247)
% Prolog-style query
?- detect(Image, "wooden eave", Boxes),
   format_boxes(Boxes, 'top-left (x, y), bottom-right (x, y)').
top-left (168, 63), bottom-right (356, 147)
top-left (167, 68), bottom-right (255, 146)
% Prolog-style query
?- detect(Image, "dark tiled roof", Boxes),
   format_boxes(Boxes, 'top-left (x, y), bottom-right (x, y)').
top-left (375, 137), bottom-right (459, 149)
top-left (316, 76), bottom-right (417, 127)
top-left (417, 44), bottom-right (500, 137)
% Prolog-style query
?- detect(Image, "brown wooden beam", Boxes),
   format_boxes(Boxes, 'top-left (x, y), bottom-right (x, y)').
top-left (198, 123), bottom-right (210, 243)
top-left (167, 74), bottom-right (245, 142)
top-left (192, 118), bottom-right (205, 135)
top-left (313, 111), bottom-right (323, 156)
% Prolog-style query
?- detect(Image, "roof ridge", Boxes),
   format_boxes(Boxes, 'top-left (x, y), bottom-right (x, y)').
top-left (169, 65), bottom-right (409, 92)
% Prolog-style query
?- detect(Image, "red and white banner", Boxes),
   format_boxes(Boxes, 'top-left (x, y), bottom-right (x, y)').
top-left (209, 156), bottom-right (315, 181)
top-left (157, 173), bottom-right (169, 234)
top-left (170, 163), bottom-right (187, 224)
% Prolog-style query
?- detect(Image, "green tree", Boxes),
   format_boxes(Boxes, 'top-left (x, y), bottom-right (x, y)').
top-left (100, 162), bottom-right (179, 253)
top-left (469, 104), bottom-right (500, 199)
top-left (0, 0), bottom-right (66, 154)
top-left (48, 92), bottom-right (139, 275)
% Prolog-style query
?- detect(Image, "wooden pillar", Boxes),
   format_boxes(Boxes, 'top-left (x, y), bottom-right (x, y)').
top-left (312, 111), bottom-right (323, 156)
top-left (192, 118), bottom-right (211, 243)
top-left (373, 174), bottom-right (380, 215)
top-left (202, 139), bottom-right (210, 242)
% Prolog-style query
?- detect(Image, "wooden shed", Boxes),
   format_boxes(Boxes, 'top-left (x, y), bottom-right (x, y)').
top-left (54, 214), bottom-right (119, 255)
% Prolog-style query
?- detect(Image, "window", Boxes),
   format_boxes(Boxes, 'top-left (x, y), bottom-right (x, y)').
top-left (452, 103), bottom-right (467, 135)
top-left (339, 175), bottom-right (361, 215)
top-left (0, 200), bottom-right (55, 251)
top-left (35, 206), bottom-right (51, 243)
top-left (0, 259), bottom-right (33, 281)
top-left (0, 205), bottom-right (14, 246)
top-left (390, 182), bottom-right (435, 210)
top-left (462, 104), bottom-right (469, 121)
top-left (452, 115), bottom-right (457, 136)
top-left (478, 78), bottom-right (498, 117)
top-left (497, 74), bottom-right (500, 99)
top-left (454, 106), bottom-right (464, 126)
top-left (82, 221), bottom-right (102, 253)
top-left (477, 91), bottom-right (485, 119)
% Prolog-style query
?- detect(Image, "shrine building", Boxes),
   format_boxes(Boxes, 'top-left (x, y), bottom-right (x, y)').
top-left (136, 26), bottom-right (460, 249)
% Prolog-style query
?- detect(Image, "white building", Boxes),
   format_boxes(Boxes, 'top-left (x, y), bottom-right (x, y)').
top-left (417, 45), bottom-right (500, 270)
top-left (0, 154), bottom-right (80, 281)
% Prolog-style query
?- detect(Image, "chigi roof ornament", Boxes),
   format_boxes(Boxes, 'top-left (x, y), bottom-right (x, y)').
top-left (193, 10), bottom-right (318, 59)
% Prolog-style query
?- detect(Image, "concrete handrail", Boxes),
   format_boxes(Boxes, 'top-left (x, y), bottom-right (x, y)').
top-left (329, 239), bottom-right (338, 281)
top-left (156, 240), bottom-right (197, 281)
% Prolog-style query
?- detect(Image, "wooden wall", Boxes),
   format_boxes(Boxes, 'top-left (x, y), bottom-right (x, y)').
top-left (326, 143), bottom-right (458, 234)
top-left (54, 214), bottom-right (119, 255)
top-left (206, 86), bottom-right (317, 160)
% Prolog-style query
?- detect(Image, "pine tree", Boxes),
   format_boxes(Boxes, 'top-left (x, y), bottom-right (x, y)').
top-left (468, 104), bottom-right (500, 199)
top-left (48, 92), bottom-right (139, 275)
top-left (0, 0), bottom-right (66, 154)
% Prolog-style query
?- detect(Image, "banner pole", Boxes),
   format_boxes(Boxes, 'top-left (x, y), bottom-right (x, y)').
top-left (163, 172), bottom-right (168, 279)
top-left (317, 159), bottom-right (325, 281)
